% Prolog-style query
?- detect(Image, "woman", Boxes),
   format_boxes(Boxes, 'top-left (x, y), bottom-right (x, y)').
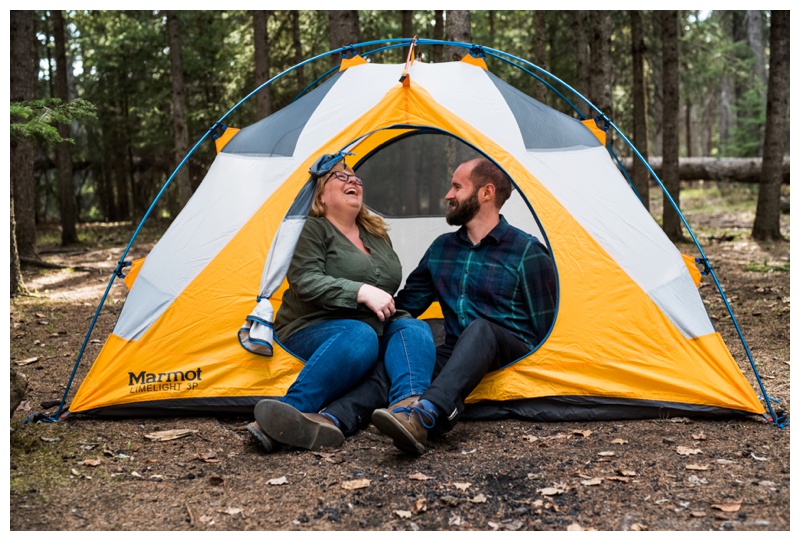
top-left (249, 153), bottom-right (436, 453)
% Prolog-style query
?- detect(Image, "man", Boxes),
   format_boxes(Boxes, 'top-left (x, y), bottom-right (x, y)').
top-left (256, 157), bottom-right (556, 455)
top-left (369, 157), bottom-right (557, 454)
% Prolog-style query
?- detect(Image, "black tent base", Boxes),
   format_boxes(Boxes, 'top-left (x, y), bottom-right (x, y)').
top-left (462, 396), bottom-right (758, 422)
top-left (64, 395), bottom-right (759, 423)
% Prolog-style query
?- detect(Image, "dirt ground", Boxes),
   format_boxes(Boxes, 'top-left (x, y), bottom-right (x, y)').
top-left (8, 185), bottom-right (791, 531)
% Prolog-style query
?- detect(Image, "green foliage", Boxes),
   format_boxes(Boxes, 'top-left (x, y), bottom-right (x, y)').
top-left (608, 11), bottom-right (635, 155)
top-left (10, 97), bottom-right (96, 146)
top-left (471, 11), bottom-right (542, 97)
top-left (725, 85), bottom-right (767, 157)
top-left (744, 259), bottom-right (790, 273)
top-left (19, 10), bottom-right (772, 228)
top-left (360, 10), bottom-right (403, 56)
top-left (680, 11), bottom-right (761, 158)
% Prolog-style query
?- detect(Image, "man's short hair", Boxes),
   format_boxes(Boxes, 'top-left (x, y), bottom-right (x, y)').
top-left (469, 158), bottom-right (513, 208)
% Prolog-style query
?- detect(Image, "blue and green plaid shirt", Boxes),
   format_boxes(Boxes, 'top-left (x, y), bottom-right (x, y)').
top-left (396, 216), bottom-right (557, 349)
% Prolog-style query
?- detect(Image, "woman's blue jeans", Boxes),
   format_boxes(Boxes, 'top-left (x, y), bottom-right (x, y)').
top-left (281, 319), bottom-right (379, 413)
top-left (380, 318), bottom-right (436, 405)
top-left (280, 317), bottom-right (435, 413)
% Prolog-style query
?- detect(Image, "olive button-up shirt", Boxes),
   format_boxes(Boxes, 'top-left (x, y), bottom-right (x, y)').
top-left (275, 216), bottom-right (408, 341)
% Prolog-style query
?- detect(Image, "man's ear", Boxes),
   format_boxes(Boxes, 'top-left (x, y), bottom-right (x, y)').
top-left (482, 183), bottom-right (496, 201)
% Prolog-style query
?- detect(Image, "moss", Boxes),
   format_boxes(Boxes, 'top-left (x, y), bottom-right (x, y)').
top-left (744, 260), bottom-right (790, 273)
top-left (9, 422), bottom-right (85, 494)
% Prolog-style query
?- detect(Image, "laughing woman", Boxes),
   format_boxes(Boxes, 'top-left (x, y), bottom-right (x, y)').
top-left (249, 153), bottom-right (436, 453)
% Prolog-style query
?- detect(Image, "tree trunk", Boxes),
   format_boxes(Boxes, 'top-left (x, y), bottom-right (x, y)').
top-left (328, 11), bottom-right (360, 68)
top-left (629, 10), bottom-right (650, 210)
top-left (98, 156), bottom-right (115, 221)
top-left (746, 11), bottom-right (768, 91)
top-left (432, 11), bottom-right (444, 62)
top-left (291, 11), bottom-right (305, 90)
top-left (752, 10), bottom-right (789, 241)
top-left (53, 10), bottom-right (78, 245)
top-left (572, 11), bottom-right (591, 118)
top-left (661, 10), bottom-right (683, 241)
top-left (730, 10), bottom-right (765, 157)
top-left (684, 97), bottom-right (693, 158)
top-left (253, 10), bottom-right (273, 119)
top-left (10, 178), bottom-right (26, 297)
top-left (10, 10), bottom-right (38, 262)
top-left (445, 10), bottom-right (470, 61)
top-left (703, 87), bottom-right (716, 156)
top-left (487, 12), bottom-right (495, 47)
top-left (167, 11), bottom-right (192, 215)
top-left (679, 17), bottom-right (692, 159)
top-left (401, 10), bottom-right (413, 38)
top-left (746, 10), bottom-right (767, 157)
top-left (33, 14), bottom-right (51, 228)
top-left (532, 12), bottom-right (547, 103)
top-left (731, 11), bottom-right (748, 108)
top-left (648, 12), bottom-right (663, 156)
top-left (589, 11), bottom-right (612, 117)
top-left (111, 108), bottom-right (131, 221)
top-left (718, 23), bottom-right (734, 155)
top-left (126, 92), bottom-right (148, 225)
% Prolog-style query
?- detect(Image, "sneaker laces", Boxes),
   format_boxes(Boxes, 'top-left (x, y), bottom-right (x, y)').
top-left (393, 405), bottom-right (437, 429)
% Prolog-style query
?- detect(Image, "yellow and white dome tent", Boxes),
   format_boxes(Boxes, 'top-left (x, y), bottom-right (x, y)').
top-left (56, 39), bottom-right (776, 425)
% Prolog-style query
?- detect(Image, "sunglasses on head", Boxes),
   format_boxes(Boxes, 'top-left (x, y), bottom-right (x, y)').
top-left (309, 151), bottom-right (355, 179)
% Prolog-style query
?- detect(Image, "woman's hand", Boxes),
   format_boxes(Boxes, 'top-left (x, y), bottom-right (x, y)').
top-left (357, 284), bottom-right (396, 322)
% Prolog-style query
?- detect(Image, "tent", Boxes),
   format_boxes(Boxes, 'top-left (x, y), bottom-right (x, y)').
top-left (57, 39), bottom-right (775, 424)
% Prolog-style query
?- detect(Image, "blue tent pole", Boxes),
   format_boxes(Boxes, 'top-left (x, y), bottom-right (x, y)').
top-left (49, 37), bottom-right (782, 427)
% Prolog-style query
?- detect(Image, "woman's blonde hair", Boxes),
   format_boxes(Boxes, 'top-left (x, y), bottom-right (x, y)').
top-left (309, 166), bottom-right (390, 241)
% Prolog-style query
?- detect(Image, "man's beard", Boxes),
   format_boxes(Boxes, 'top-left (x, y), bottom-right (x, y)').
top-left (446, 190), bottom-right (480, 226)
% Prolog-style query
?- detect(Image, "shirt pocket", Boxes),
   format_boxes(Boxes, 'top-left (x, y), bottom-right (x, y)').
top-left (470, 262), bottom-right (519, 311)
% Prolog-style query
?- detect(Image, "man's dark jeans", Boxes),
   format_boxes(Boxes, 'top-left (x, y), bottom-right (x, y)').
top-left (323, 318), bottom-right (531, 435)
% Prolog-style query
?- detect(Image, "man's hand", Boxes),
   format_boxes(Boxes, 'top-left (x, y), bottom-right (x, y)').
top-left (357, 284), bottom-right (396, 322)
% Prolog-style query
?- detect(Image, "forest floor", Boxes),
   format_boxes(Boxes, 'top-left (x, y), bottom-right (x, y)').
top-left (8, 182), bottom-right (791, 532)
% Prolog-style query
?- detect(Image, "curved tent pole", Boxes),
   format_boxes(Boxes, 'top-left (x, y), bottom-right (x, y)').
top-left (479, 47), bottom-right (646, 201)
top-left (477, 46), bottom-right (645, 201)
top-left (46, 38), bottom-right (781, 427)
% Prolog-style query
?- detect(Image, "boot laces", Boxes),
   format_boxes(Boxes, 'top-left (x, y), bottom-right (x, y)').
top-left (393, 405), bottom-right (437, 429)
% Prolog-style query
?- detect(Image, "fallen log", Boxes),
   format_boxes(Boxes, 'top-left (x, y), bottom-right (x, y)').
top-left (619, 156), bottom-right (790, 184)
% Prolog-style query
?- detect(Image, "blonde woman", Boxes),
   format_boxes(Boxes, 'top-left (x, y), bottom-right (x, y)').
top-left (250, 153), bottom-right (435, 453)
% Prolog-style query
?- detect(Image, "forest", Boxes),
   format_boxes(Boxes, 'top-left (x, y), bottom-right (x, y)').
top-left (8, 11), bottom-right (791, 531)
top-left (8, 10), bottom-right (790, 295)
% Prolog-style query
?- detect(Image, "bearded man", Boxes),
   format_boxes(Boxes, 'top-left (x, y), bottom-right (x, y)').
top-left (368, 157), bottom-right (557, 454)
